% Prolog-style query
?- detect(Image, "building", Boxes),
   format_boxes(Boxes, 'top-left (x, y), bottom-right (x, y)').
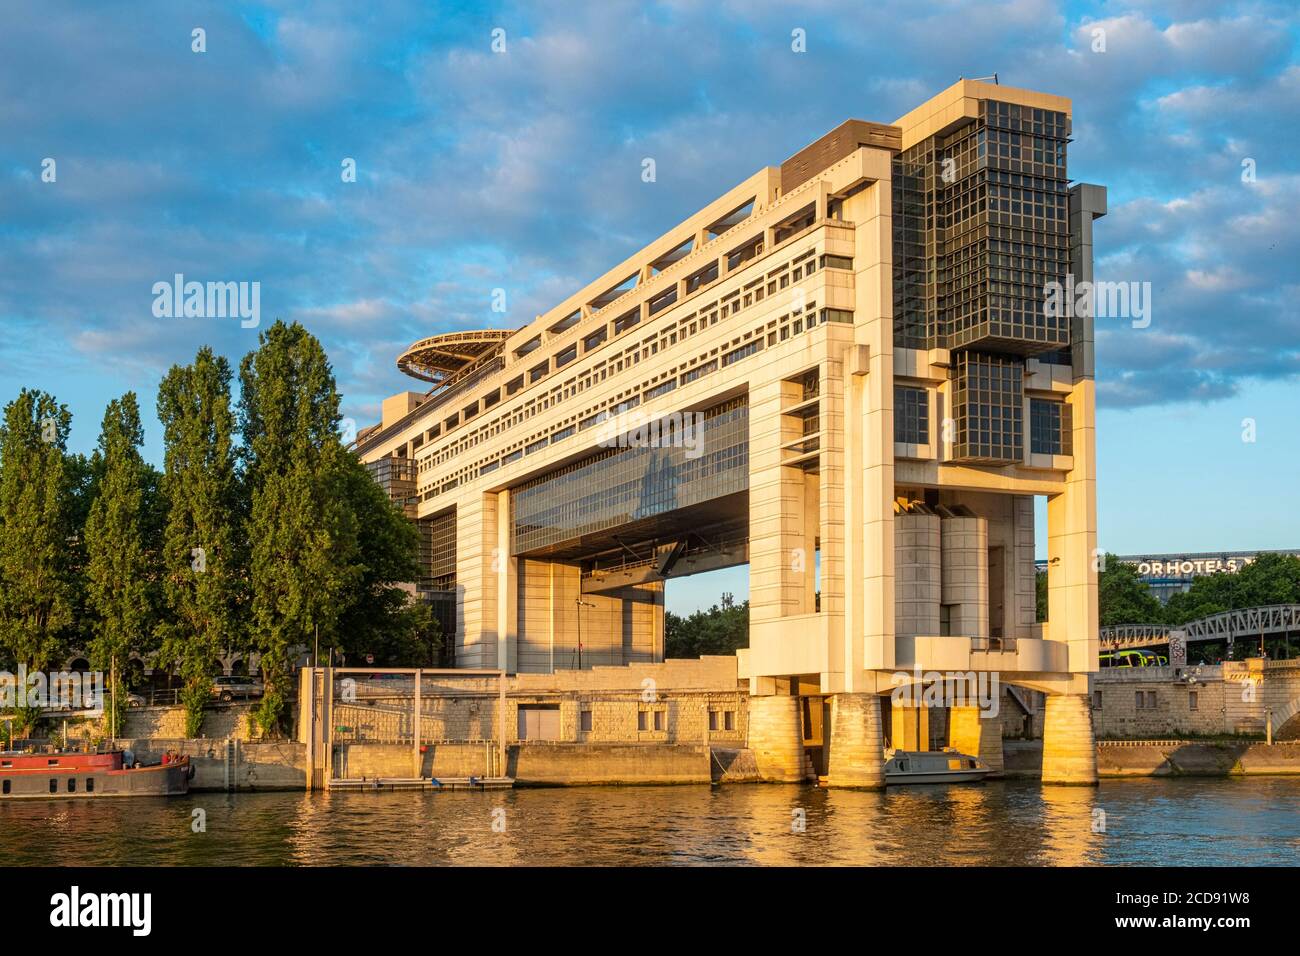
top-left (1117, 551), bottom-right (1300, 604)
top-left (355, 79), bottom-right (1106, 785)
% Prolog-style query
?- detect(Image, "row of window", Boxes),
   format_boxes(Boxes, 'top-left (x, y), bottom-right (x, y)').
top-left (893, 383), bottom-right (1070, 458)
top-left (0, 777), bottom-right (94, 794)
top-left (1093, 689), bottom-right (1199, 711)
top-left (412, 243), bottom-right (829, 489)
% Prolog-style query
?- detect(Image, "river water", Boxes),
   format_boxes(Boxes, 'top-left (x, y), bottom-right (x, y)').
top-left (4, 778), bottom-right (1299, 866)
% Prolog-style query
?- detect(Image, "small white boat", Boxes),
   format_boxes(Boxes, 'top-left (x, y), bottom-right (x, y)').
top-left (884, 748), bottom-right (989, 785)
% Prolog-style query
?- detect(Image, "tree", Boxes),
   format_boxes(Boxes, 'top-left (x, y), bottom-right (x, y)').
top-left (84, 393), bottom-right (157, 737)
top-left (333, 457), bottom-right (441, 667)
top-left (0, 390), bottom-right (76, 733)
top-left (1098, 553), bottom-right (1164, 627)
top-left (665, 600), bottom-right (749, 659)
top-left (155, 349), bottom-right (243, 737)
top-left (240, 321), bottom-right (359, 734)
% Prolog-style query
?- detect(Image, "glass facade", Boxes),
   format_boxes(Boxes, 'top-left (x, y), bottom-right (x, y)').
top-left (1029, 397), bottom-right (1072, 456)
top-left (892, 97), bottom-right (1073, 465)
top-left (367, 456), bottom-right (418, 517)
top-left (951, 351), bottom-right (1023, 463)
top-left (418, 508), bottom-right (457, 592)
top-left (510, 399), bottom-right (749, 555)
top-left (894, 385), bottom-right (929, 445)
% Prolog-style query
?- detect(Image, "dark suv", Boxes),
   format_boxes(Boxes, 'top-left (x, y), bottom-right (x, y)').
top-left (211, 675), bottom-right (264, 702)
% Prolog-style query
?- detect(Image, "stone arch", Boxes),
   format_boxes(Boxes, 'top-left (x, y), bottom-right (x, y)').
top-left (1272, 698), bottom-right (1300, 740)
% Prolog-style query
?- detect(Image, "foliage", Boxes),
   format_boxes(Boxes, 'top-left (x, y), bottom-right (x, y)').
top-left (1098, 552), bottom-right (1165, 627)
top-left (84, 393), bottom-right (157, 737)
top-left (0, 390), bottom-right (76, 729)
top-left (665, 600), bottom-right (749, 659)
top-left (239, 321), bottom-right (360, 734)
top-left (332, 457), bottom-right (442, 667)
top-left (155, 348), bottom-right (243, 739)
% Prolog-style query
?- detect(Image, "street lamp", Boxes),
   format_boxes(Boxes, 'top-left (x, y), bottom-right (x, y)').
top-left (575, 599), bottom-right (596, 670)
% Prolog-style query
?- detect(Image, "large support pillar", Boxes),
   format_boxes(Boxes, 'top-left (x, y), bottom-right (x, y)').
top-left (1041, 694), bottom-right (1098, 785)
top-left (748, 695), bottom-right (805, 783)
top-left (948, 704), bottom-right (1004, 774)
top-left (890, 701), bottom-right (930, 751)
top-left (827, 693), bottom-right (885, 789)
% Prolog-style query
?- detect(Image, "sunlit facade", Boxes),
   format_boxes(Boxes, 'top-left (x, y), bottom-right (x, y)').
top-left (356, 80), bottom-right (1106, 784)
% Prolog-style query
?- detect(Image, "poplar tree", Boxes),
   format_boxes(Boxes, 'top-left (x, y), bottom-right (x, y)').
top-left (0, 390), bottom-right (75, 734)
top-left (84, 393), bottom-right (156, 736)
top-left (156, 349), bottom-right (243, 737)
top-left (240, 321), bottom-right (359, 734)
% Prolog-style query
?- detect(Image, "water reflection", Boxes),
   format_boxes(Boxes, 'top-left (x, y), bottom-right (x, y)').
top-left (2, 778), bottom-right (1298, 866)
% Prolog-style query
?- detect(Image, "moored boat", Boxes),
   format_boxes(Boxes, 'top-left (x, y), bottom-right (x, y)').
top-left (884, 748), bottom-right (989, 785)
top-left (0, 750), bottom-right (191, 799)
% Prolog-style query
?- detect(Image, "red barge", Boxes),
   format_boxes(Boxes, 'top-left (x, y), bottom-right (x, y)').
top-left (0, 751), bottom-right (191, 799)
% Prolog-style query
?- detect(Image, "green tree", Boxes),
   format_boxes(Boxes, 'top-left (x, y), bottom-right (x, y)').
top-left (1098, 553), bottom-right (1164, 627)
top-left (84, 393), bottom-right (157, 737)
top-left (665, 600), bottom-right (749, 659)
top-left (240, 321), bottom-right (359, 734)
top-left (333, 457), bottom-right (441, 667)
top-left (155, 349), bottom-right (244, 737)
top-left (0, 390), bottom-right (76, 734)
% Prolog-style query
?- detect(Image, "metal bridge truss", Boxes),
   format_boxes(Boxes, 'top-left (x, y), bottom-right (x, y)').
top-left (1099, 604), bottom-right (1300, 651)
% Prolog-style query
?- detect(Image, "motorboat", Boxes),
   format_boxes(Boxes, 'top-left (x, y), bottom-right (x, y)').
top-left (884, 748), bottom-right (989, 785)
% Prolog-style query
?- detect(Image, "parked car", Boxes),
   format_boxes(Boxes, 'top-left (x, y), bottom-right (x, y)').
top-left (126, 692), bottom-right (146, 708)
top-left (211, 675), bottom-right (264, 702)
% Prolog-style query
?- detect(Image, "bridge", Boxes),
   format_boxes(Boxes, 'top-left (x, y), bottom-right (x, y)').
top-left (1099, 604), bottom-right (1300, 652)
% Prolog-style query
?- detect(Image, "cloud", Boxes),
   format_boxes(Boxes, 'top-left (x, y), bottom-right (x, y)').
top-left (0, 0), bottom-right (1296, 447)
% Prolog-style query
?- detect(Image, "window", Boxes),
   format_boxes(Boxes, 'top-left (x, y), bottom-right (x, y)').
top-left (86, 778), bottom-right (94, 793)
top-left (637, 710), bottom-right (648, 731)
top-left (1136, 690), bottom-right (1157, 709)
top-left (49, 779), bottom-right (57, 793)
top-left (820, 254), bottom-right (853, 270)
top-left (556, 344), bottom-right (578, 368)
top-left (529, 360), bottom-right (549, 383)
top-left (68, 778), bottom-right (76, 793)
top-left (724, 711), bottom-right (734, 731)
top-left (709, 711), bottom-right (718, 731)
top-left (614, 308), bottom-right (641, 335)
top-left (2, 780), bottom-right (9, 794)
top-left (722, 340), bottom-right (762, 367)
top-left (653, 710), bottom-right (664, 731)
top-left (895, 386), bottom-right (929, 444)
top-left (1030, 398), bottom-right (1071, 455)
top-left (583, 326), bottom-right (607, 351)
top-left (580, 710), bottom-right (593, 733)
top-left (1093, 690), bottom-right (1102, 710)
top-left (1189, 691), bottom-right (1199, 711)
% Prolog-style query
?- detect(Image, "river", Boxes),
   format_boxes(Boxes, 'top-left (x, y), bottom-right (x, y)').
top-left (5, 777), bottom-right (1299, 866)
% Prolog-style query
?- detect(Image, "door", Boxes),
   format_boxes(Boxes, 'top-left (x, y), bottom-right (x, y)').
top-left (517, 706), bottom-right (561, 740)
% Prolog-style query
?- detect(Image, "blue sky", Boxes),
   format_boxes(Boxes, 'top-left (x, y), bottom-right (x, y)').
top-left (1, 0), bottom-right (1297, 613)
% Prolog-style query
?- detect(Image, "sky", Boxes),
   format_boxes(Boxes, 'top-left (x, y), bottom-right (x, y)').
top-left (1, 0), bottom-right (1297, 614)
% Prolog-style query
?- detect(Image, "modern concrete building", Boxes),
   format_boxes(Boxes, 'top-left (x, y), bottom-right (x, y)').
top-left (356, 79), bottom-right (1106, 785)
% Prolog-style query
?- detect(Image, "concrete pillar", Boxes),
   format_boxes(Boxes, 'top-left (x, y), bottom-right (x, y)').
top-left (827, 693), bottom-right (885, 789)
top-left (948, 704), bottom-right (1004, 774)
top-left (895, 512), bottom-right (940, 639)
top-left (748, 695), bottom-right (805, 783)
top-left (1041, 694), bottom-right (1098, 785)
top-left (890, 701), bottom-right (930, 751)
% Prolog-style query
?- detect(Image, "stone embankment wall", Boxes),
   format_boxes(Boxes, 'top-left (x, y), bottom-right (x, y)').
top-left (1093, 659), bottom-right (1300, 739)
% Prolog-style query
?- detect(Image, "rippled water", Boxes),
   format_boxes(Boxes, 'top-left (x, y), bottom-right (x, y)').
top-left (4, 778), bottom-right (1299, 866)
